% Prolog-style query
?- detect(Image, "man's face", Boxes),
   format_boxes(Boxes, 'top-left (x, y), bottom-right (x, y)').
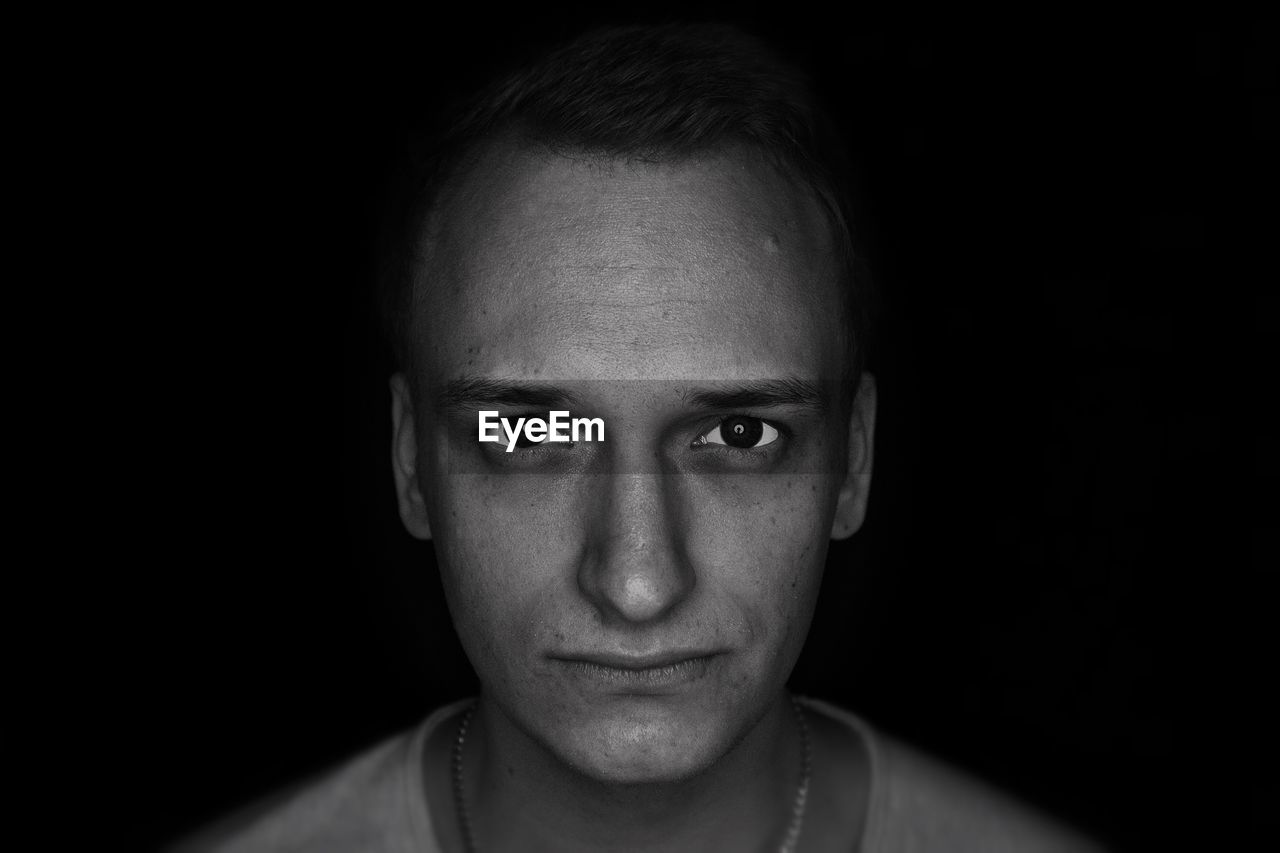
top-left (392, 145), bottom-right (874, 783)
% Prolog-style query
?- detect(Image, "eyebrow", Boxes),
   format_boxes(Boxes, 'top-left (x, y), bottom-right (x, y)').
top-left (682, 378), bottom-right (830, 413)
top-left (438, 377), bottom-right (582, 411)
top-left (436, 376), bottom-right (830, 414)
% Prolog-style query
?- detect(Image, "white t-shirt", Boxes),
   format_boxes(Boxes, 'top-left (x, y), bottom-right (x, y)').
top-left (174, 697), bottom-right (1102, 852)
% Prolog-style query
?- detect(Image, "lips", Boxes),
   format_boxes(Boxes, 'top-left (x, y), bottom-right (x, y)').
top-left (551, 650), bottom-right (722, 691)
top-left (562, 650), bottom-right (719, 670)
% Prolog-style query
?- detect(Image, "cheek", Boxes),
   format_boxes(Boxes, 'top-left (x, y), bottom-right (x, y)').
top-left (687, 474), bottom-right (837, 640)
top-left (426, 468), bottom-right (838, 685)
top-left (427, 475), bottom-right (582, 660)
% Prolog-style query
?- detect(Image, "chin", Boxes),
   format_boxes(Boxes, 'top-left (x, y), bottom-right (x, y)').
top-left (555, 706), bottom-right (727, 785)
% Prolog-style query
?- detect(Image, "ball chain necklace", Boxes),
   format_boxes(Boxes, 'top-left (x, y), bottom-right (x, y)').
top-left (451, 693), bottom-right (812, 853)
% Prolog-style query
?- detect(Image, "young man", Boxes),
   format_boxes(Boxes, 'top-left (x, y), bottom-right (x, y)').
top-left (180, 23), bottom-right (1100, 852)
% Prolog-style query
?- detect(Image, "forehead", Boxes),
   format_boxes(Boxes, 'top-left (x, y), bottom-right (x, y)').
top-left (412, 144), bottom-right (846, 384)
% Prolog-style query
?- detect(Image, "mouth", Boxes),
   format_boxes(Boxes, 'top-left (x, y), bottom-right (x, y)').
top-left (551, 651), bottom-right (722, 691)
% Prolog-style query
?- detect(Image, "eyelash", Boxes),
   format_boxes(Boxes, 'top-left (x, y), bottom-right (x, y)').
top-left (692, 415), bottom-right (786, 453)
top-left (482, 413), bottom-right (788, 455)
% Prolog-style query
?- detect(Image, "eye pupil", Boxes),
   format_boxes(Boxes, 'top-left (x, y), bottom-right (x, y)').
top-left (720, 416), bottom-right (763, 448)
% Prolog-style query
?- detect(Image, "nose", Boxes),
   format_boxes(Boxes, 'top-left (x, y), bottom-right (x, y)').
top-left (577, 473), bottom-right (695, 625)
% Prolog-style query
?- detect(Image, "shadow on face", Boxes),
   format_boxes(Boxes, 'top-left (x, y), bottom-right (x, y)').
top-left (389, 144), bottom-right (875, 782)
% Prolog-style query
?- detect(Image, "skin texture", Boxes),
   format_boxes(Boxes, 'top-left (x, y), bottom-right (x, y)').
top-left (391, 144), bottom-right (876, 850)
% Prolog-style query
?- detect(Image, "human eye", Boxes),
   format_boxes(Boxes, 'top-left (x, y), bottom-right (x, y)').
top-left (475, 410), bottom-right (584, 473)
top-left (692, 415), bottom-right (781, 451)
top-left (509, 430), bottom-right (547, 450)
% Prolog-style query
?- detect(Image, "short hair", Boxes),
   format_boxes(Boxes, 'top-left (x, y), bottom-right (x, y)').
top-left (379, 22), bottom-right (871, 395)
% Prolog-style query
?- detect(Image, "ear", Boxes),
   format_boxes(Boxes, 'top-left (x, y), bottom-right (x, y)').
top-left (831, 372), bottom-right (877, 540)
top-left (390, 373), bottom-right (432, 540)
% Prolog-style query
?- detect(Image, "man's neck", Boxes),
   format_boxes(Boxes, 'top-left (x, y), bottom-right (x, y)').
top-left (458, 692), bottom-right (802, 853)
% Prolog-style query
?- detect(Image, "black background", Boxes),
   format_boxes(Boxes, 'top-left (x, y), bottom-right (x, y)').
top-left (90, 9), bottom-right (1271, 851)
